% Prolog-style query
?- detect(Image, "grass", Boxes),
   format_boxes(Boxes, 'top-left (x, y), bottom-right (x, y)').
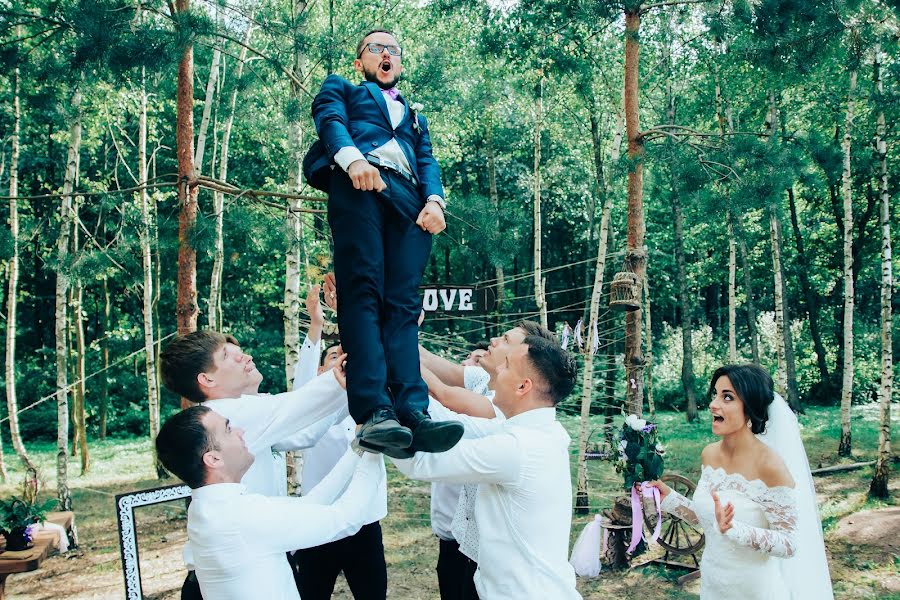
top-left (0, 404), bottom-right (895, 599)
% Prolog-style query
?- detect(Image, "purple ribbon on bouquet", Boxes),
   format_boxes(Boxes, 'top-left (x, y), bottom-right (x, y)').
top-left (627, 482), bottom-right (662, 554)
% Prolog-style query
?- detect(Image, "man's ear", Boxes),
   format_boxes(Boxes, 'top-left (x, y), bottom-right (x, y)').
top-left (197, 372), bottom-right (215, 393)
top-left (316, 365), bottom-right (326, 376)
top-left (517, 378), bottom-right (533, 397)
top-left (353, 58), bottom-right (363, 74)
top-left (202, 449), bottom-right (220, 471)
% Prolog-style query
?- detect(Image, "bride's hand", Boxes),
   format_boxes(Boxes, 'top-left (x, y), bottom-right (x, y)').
top-left (643, 480), bottom-right (671, 501)
top-left (711, 490), bottom-right (734, 533)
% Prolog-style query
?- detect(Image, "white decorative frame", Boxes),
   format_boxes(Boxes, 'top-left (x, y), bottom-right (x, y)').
top-left (116, 484), bottom-right (191, 600)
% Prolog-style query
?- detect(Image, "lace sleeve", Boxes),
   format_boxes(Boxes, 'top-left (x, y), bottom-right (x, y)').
top-left (725, 486), bottom-right (798, 558)
top-left (659, 490), bottom-right (700, 525)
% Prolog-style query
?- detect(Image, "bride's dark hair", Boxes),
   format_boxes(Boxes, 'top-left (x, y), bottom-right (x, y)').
top-left (708, 364), bottom-right (775, 434)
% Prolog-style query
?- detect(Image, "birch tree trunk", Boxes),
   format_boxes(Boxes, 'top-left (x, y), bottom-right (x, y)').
top-left (139, 67), bottom-right (165, 478)
top-left (623, 8), bottom-right (646, 417)
top-left (532, 75), bottom-right (547, 328)
top-left (194, 37), bottom-right (221, 174)
top-left (176, 0), bottom-right (200, 345)
top-left (284, 0), bottom-right (309, 391)
top-left (575, 194), bottom-right (613, 513)
top-left (5, 61), bottom-right (35, 472)
top-left (870, 45), bottom-right (892, 497)
top-left (486, 123), bottom-right (505, 309)
top-left (208, 22), bottom-right (252, 331)
top-left (839, 69), bottom-right (857, 457)
top-left (56, 85), bottom-right (82, 510)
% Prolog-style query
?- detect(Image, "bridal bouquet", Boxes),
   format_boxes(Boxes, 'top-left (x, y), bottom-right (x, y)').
top-left (606, 414), bottom-right (666, 553)
top-left (610, 414), bottom-right (666, 490)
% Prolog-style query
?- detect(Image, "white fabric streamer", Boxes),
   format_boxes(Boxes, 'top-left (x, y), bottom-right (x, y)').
top-left (758, 394), bottom-right (834, 600)
top-left (591, 319), bottom-right (599, 355)
top-left (569, 514), bottom-right (603, 577)
top-left (561, 323), bottom-right (572, 350)
top-left (574, 319), bottom-right (584, 349)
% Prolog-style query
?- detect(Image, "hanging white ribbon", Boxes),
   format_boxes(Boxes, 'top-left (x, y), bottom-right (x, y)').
top-left (591, 319), bottom-right (600, 355)
top-left (574, 319), bottom-right (584, 349)
top-left (561, 323), bottom-right (572, 350)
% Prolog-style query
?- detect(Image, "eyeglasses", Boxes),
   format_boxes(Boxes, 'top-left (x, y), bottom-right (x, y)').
top-left (359, 42), bottom-right (402, 57)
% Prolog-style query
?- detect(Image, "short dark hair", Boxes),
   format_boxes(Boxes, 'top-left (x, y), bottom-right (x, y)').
top-left (155, 405), bottom-right (216, 489)
top-left (320, 341), bottom-right (342, 367)
top-left (515, 320), bottom-right (556, 343)
top-left (522, 335), bottom-right (578, 406)
top-left (708, 364), bottom-right (774, 434)
top-left (160, 331), bottom-right (238, 403)
top-left (473, 341), bottom-right (491, 352)
top-left (356, 29), bottom-right (397, 57)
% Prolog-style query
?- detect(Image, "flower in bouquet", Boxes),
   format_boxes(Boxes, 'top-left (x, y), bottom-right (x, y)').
top-left (607, 414), bottom-right (665, 490)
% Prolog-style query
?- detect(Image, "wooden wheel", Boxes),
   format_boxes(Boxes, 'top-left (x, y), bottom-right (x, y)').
top-left (642, 473), bottom-right (705, 555)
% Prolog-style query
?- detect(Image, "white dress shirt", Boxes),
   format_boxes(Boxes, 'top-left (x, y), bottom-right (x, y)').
top-left (189, 450), bottom-right (386, 600)
top-left (396, 407), bottom-right (581, 600)
top-left (428, 367), bottom-right (491, 541)
top-left (183, 370), bottom-right (355, 569)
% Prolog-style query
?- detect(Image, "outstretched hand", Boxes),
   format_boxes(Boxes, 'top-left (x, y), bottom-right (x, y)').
top-left (332, 353), bottom-right (348, 389)
top-left (416, 202), bottom-right (446, 234)
top-left (306, 285), bottom-right (325, 329)
top-left (712, 490), bottom-right (734, 533)
top-left (323, 272), bottom-right (337, 313)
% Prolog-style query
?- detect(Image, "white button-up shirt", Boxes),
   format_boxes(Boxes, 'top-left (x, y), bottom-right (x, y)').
top-left (184, 370), bottom-right (378, 569)
top-left (395, 407), bottom-right (581, 599)
top-left (189, 450), bottom-right (386, 600)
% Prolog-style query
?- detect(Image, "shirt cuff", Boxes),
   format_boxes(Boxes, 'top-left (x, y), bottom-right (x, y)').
top-left (426, 195), bottom-right (446, 210)
top-left (334, 146), bottom-right (367, 172)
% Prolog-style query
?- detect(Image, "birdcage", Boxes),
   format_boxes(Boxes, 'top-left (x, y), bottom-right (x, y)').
top-left (608, 271), bottom-right (641, 312)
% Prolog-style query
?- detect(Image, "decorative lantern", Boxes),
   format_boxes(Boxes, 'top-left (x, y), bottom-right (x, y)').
top-left (608, 271), bottom-right (641, 312)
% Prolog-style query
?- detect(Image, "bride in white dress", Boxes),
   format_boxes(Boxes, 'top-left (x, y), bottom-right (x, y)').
top-left (648, 365), bottom-right (833, 600)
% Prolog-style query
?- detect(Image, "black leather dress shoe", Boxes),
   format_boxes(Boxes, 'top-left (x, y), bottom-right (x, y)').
top-left (403, 412), bottom-right (464, 453)
top-left (357, 407), bottom-right (413, 450)
top-left (356, 438), bottom-right (416, 460)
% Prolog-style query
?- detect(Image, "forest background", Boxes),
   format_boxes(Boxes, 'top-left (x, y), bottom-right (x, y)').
top-left (0, 0), bottom-right (897, 597)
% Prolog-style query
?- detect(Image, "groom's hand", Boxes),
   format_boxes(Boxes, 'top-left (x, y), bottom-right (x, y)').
top-left (711, 490), bottom-right (734, 533)
top-left (416, 202), bottom-right (446, 234)
top-left (348, 160), bottom-right (387, 192)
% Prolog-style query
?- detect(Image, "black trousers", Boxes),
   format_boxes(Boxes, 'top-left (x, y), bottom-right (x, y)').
top-left (294, 521), bottom-right (388, 600)
top-left (328, 169), bottom-right (432, 424)
top-left (437, 539), bottom-right (479, 600)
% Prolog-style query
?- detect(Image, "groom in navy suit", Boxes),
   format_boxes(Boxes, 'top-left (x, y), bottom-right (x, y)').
top-left (306, 29), bottom-right (463, 456)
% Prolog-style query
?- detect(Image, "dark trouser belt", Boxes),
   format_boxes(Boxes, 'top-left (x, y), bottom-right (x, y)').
top-left (366, 155), bottom-right (418, 187)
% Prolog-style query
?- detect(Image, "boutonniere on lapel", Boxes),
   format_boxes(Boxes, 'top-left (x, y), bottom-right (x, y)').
top-left (410, 102), bottom-right (424, 133)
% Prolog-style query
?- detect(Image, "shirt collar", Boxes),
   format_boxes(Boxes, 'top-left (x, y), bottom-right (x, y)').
top-left (505, 406), bottom-right (556, 427)
top-left (191, 482), bottom-right (246, 502)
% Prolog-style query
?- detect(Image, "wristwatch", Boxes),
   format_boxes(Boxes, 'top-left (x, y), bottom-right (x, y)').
top-left (426, 195), bottom-right (446, 211)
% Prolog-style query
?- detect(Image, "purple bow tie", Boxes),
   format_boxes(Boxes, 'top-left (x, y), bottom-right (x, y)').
top-left (383, 88), bottom-right (400, 101)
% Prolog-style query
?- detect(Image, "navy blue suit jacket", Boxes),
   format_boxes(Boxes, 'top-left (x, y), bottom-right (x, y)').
top-left (306, 75), bottom-right (444, 200)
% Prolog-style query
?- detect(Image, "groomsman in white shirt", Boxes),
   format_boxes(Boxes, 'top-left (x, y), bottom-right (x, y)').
top-left (419, 321), bottom-right (556, 600)
top-left (155, 400), bottom-right (384, 600)
top-left (395, 336), bottom-right (582, 600)
top-left (159, 326), bottom-right (384, 599)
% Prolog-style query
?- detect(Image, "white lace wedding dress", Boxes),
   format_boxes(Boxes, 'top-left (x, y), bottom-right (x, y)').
top-left (661, 465), bottom-right (799, 600)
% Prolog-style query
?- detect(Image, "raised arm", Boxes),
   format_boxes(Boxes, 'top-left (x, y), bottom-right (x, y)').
top-left (292, 285), bottom-right (326, 390)
top-left (421, 366), bottom-right (495, 418)
top-left (251, 452), bottom-right (385, 551)
top-left (393, 432), bottom-right (521, 485)
top-left (419, 344), bottom-right (465, 387)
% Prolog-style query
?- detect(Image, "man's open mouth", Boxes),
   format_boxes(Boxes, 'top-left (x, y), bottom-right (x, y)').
top-left (380, 61), bottom-right (392, 73)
